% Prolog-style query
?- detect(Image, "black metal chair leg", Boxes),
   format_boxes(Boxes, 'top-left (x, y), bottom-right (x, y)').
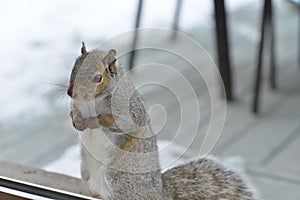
top-left (253, 0), bottom-right (272, 113)
top-left (129, 0), bottom-right (144, 70)
top-left (298, 6), bottom-right (300, 69)
top-left (172, 0), bottom-right (183, 39)
top-left (214, 0), bottom-right (233, 101)
top-left (270, 28), bottom-right (276, 89)
top-left (269, 0), bottom-right (276, 90)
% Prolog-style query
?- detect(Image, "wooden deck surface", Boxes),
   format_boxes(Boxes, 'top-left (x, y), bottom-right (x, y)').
top-left (1, 1), bottom-right (299, 199)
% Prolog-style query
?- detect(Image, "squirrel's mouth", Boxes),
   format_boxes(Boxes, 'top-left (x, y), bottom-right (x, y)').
top-left (68, 93), bottom-right (96, 102)
top-left (94, 93), bottom-right (102, 98)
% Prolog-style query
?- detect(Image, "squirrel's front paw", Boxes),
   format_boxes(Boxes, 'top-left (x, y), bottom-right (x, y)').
top-left (70, 110), bottom-right (88, 131)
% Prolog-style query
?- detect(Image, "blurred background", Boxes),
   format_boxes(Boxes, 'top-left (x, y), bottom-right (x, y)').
top-left (0, 0), bottom-right (299, 199)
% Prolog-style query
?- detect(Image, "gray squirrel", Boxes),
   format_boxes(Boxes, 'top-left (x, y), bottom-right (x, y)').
top-left (67, 42), bottom-right (257, 200)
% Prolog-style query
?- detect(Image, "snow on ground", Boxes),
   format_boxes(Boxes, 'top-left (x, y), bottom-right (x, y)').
top-left (0, 0), bottom-right (258, 127)
top-left (43, 143), bottom-right (81, 177)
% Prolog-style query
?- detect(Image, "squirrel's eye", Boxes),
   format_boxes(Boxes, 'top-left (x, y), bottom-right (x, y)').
top-left (93, 74), bottom-right (102, 83)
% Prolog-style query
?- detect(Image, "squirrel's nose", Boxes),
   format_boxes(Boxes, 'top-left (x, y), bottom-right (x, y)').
top-left (67, 88), bottom-right (73, 97)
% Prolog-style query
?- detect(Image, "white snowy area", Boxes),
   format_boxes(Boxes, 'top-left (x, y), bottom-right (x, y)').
top-left (0, 0), bottom-right (256, 176)
top-left (0, 0), bottom-right (258, 126)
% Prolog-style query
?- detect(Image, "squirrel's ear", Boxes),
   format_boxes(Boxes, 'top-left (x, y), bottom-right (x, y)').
top-left (81, 41), bottom-right (88, 55)
top-left (104, 49), bottom-right (117, 77)
top-left (103, 49), bottom-right (116, 64)
top-left (107, 59), bottom-right (117, 77)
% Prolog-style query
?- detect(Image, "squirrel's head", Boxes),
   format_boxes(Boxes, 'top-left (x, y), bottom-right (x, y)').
top-left (67, 42), bottom-right (121, 101)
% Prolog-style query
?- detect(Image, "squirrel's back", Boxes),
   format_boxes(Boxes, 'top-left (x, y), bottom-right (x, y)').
top-left (162, 156), bottom-right (257, 200)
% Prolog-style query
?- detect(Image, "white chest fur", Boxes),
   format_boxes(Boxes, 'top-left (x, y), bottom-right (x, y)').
top-left (80, 128), bottom-right (113, 199)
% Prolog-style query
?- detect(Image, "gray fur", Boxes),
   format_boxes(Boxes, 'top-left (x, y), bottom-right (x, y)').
top-left (162, 156), bottom-right (257, 200)
top-left (68, 47), bottom-right (258, 199)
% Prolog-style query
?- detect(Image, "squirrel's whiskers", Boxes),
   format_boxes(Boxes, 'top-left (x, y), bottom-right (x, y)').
top-left (42, 80), bottom-right (70, 106)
